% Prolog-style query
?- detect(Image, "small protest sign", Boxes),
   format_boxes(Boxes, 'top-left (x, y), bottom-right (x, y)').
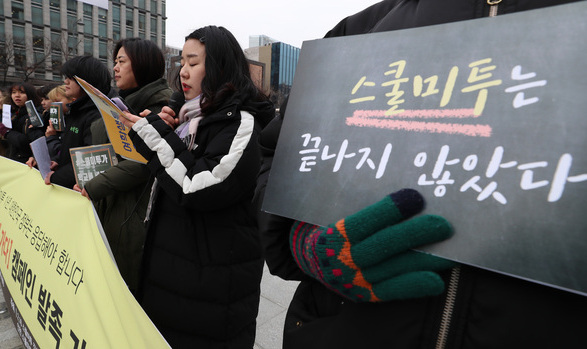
top-left (49, 102), bottom-right (65, 132)
top-left (25, 100), bottom-right (43, 127)
top-left (70, 143), bottom-right (118, 189)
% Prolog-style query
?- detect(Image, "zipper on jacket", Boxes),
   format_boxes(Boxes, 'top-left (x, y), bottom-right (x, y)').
top-left (435, 266), bottom-right (461, 349)
top-left (487, 0), bottom-right (502, 17)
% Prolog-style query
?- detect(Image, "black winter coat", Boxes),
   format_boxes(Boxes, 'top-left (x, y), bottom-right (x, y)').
top-left (4, 104), bottom-right (44, 163)
top-left (129, 95), bottom-right (274, 348)
top-left (256, 1), bottom-right (587, 348)
top-left (84, 78), bottom-right (172, 294)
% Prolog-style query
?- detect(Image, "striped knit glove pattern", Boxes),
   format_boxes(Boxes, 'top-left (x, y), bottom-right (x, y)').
top-left (290, 188), bottom-right (455, 302)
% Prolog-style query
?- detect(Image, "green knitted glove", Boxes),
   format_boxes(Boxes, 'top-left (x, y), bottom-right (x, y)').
top-left (290, 188), bottom-right (455, 302)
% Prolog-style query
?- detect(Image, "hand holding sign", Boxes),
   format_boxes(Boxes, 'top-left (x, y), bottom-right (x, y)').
top-left (0, 122), bottom-right (9, 137)
top-left (290, 188), bottom-right (455, 302)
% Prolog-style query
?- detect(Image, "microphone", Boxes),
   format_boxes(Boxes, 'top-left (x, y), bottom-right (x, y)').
top-left (168, 91), bottom-right (185, 118)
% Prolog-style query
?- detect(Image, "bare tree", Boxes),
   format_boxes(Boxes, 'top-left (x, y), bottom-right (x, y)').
top-left (52, 18), bottom-right (85, 61)
top-left (0, 17), bottom-right (84, 85)
top-left (0, 34), bottom-right (15, 86)
top-left (17, 53), bottom-right (50, 82)
top-left (270, 84), bottom-right (292, 109)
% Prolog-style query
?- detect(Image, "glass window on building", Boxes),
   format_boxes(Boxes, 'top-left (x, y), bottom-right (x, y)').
top-left (99, 8), bottom-right (107, 21)
top-left (66, 14), bottom-right (77, 29)
top-left (14, 48), bottom-right (26, 67)
top-left (52, 54), bottom-right (62, 79)
top-left (139, 13), bottom-right (145, 30)
top-left (99, 40), bottom-right (107, 60)
top-left (50, 0), bottom-right (61, 9)
top-left (150, 0), bottom-right (157, 13)
top-left (34, 51), bottom-right (46, 72)
top-left (31, 0), bottom-right (43, 4)
top-left (84, 18), bottom-right (92, 35)
top-left (138, 0), bottom-right (146, 9)
top-left (12, 1), bottom-right (25, 21)
top-left (51, 32), bottom-right (61, 50)
top-left (139, 31), bottom-right (145, 39)
top-left (126, 28), bottom-right (133, 38)
top-left (83, 3), bottom-right (92, 17)
top-left (51, 54), bottom-right (61, 69)
top-left (67, 0), bottom-right (77, 12)
top-left (68, 35), bottom-right (78, 55)
top-left (113, 24), bottom-right (121, 41)
top-left (112, 5), bottom-right (121, 24)
top-left (12, 25), bottom-right (25, 44)
top-left (150, 16), bottom-right (157, 34)
top-left (99, 22), bottom-right (107, 37)
top-left (33, 28), bottom-right (44, 49)
top-left (126, 9), bottom-right (134, 26)
top-left (84, 38), bottom-right (93, 56)
top-left (127, 0), bottom-right (134, 7)
top-left (32, 6), bottom-right (44, 26)
top-left (51, 10), bottom-right (62, 28)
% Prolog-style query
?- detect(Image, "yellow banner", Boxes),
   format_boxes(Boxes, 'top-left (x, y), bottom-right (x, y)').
top-left (0, 157), bottom-right (168, 348)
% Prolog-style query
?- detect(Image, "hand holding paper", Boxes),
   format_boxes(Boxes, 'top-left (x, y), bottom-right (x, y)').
top-left (2, 104), bottom-right (12, 129)
top-left (119, 110), bottom-right (141, 128)
top-left (29, 137), bottom-right (52, 180)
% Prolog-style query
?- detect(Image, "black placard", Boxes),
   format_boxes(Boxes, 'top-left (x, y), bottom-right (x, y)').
top-left (263, 3), bottom-right (587, 296)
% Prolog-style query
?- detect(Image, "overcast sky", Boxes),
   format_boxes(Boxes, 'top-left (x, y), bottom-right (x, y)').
top-left (165, 0), bottom-right (382, 50)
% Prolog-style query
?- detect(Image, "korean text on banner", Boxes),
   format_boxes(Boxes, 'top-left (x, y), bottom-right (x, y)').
top-left (0, 157), bottom-right (168, 348)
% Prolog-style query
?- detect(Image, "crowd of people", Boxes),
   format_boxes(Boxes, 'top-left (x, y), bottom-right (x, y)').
top-left (1, 1), bottom-right (587, 348)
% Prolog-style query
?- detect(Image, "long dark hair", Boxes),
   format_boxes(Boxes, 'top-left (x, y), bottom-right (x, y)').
top-left (174, 26), bottom-right (270, 114)
top-left (9, 82), bottom-right (41, 109)
top-left (114, 38), bottom-right (165, 88)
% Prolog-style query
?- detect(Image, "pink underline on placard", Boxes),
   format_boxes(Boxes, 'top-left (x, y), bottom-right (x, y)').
top-left (352, 108), bottom-right (477, 118)
top-left (346, 109), bottom-right (492, 137)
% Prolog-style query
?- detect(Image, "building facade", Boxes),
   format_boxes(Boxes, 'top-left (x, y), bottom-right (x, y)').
top-left (0, 0), bottom-right (167, 87)
top-left (270, 42), bottom-right (299, 105)
top-left (244, 45), bottom-right (271, 93)
top-left (245, 39), bottom-right (300, 106)
top-left (248, 34), bottom-right (276, 48)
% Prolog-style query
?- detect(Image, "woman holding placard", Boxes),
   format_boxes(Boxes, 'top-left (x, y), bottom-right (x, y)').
top-left (0, 82), bottom-right (42, 163)
top-left (44, 85), bottom-right (73, 161)
top-left (44, 55), bottom-right (111, 188)
top-left (81, 38), bottom-right (172, 295)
